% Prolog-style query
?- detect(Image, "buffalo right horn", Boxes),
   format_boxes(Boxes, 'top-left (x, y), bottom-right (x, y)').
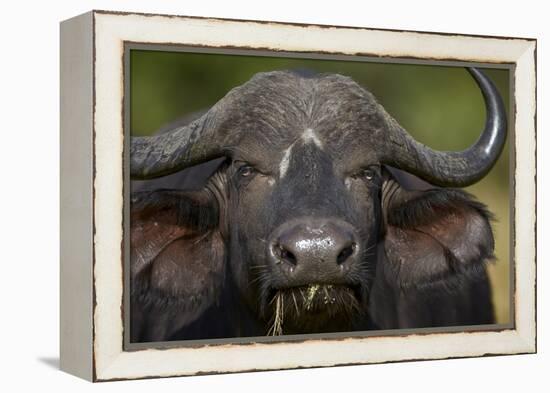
top-left (130, 86), bottom-right (243, 180)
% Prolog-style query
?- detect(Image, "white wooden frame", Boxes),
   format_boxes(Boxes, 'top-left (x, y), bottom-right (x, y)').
top-left (60, 10), bottom-right (536, 382)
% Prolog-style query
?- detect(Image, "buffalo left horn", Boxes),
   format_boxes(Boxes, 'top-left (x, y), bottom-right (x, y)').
top-left (383, 67), bottom-right (507, 187)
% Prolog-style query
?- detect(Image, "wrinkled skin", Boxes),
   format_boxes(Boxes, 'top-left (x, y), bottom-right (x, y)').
top-left (130, 72), bottom-right (496, 342)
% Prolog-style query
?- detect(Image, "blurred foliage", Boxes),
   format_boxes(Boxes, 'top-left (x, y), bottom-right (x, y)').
top-left (130, 50), bottom-right (511, 324)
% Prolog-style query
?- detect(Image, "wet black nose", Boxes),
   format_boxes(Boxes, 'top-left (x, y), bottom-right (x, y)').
top-left (269, 219), bottom-right (359, 284)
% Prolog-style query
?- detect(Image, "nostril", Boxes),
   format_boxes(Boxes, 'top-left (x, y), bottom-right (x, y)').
top-left (281, 248), bottom-right (297, 266)
top-left (337, 242), bottom-right (356, 265)
top-left (274, 243), bottom-right (298, 266)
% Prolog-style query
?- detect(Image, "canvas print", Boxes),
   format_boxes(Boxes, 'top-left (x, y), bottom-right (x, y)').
top-left (128, 49), bottom-right (510, 344)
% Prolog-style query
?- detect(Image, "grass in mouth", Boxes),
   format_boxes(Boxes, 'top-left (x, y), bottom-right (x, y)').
top-left (267, 284), bottom-right (341, 336)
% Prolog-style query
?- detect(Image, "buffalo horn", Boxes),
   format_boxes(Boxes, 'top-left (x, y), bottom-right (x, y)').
top-left (384, 67), bottom-right (507, 187)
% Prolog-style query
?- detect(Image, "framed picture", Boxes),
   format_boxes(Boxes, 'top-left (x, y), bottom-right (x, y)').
top-left (60, 10), bottom-right (537, 381)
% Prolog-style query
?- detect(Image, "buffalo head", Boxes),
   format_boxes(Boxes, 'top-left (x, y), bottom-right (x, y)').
top-left (130, 68), bottom-right (505, 341)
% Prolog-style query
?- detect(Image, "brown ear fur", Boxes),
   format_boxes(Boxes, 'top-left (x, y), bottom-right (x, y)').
top-left (130, 189), bottom-right (225, 341)
top-left (381, 171), bottom-right (495, 292)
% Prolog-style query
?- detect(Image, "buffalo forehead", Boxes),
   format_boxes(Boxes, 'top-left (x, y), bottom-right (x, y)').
top-left (227, 130), bottom-right (381, 176)
top-left (221, 71), bottom-right (392, 169)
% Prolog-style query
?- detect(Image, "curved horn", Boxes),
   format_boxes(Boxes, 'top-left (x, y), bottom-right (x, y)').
top-left (384, 67), bottom-right (507, 187)
top-left (130, 88), bottom-right (241, 180)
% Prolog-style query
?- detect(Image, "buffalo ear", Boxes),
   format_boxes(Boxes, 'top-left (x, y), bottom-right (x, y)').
top-left (130, 189), bottom-right (225, 341)
top-left (381, 172), bottom-right (495, 291)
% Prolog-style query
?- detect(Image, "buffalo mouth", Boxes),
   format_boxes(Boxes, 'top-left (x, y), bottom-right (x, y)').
top-left (265, 283), bottom-right (364, 336)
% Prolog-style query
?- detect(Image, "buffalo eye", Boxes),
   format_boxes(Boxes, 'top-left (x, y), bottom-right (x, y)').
top-left (238, 164), bottom-right (255, 178)
top-left (352, 167), bottom-right (378, 181)
top-left (361, 168), bottom-right (376, 181)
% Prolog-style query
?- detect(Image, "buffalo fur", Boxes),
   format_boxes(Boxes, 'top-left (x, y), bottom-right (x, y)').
top-left (384, 186), bottom-right (495, 292)
top-left (130, 163), bottom-right (495, 342)
top-left (130, 188), bottom-right (227, 341)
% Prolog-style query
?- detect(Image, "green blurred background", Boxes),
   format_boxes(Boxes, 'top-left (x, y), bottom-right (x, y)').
top-left (130, 50), bottom-right (511, 324)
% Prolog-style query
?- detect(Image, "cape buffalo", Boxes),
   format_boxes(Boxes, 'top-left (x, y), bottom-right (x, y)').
top-left (129, 67), bottom-right (506, 342)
